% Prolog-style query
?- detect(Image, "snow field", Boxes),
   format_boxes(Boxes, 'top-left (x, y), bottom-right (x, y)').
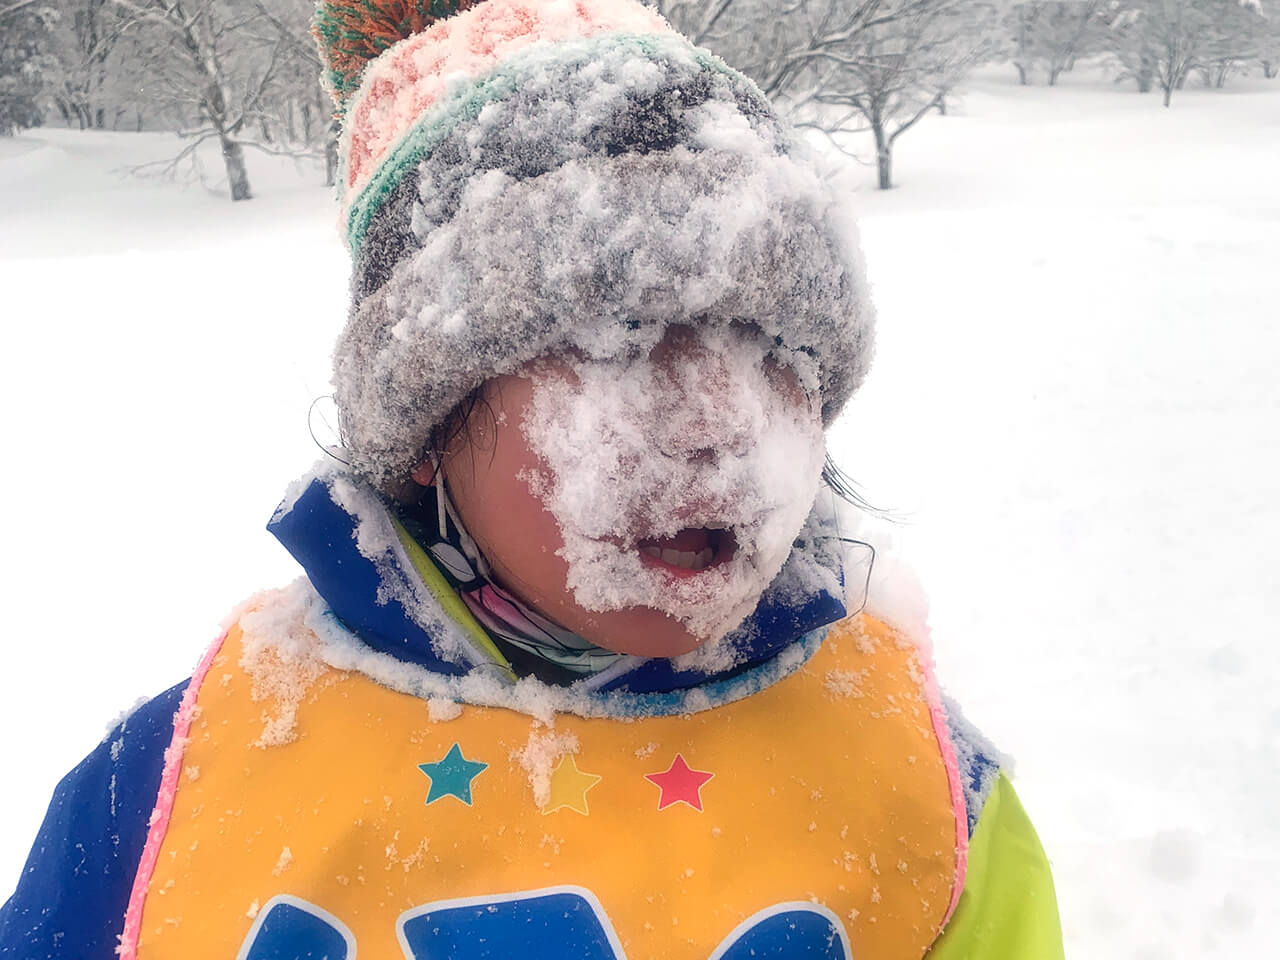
top-left (830, 67), bottom-right (1280, 959)
top-left (0, 134), bottom-right (347, 881)
top-left (2, 65), bottom-right (1278, 958)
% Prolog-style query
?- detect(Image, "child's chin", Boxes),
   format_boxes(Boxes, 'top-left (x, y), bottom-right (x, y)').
top-left (580, 606), bottom-right (708, 659)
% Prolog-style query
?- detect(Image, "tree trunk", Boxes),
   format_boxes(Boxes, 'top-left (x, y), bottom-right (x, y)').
top-left (1264, 61), bottom-right (1276, 79)
top-left (1137, 56), bottom-right (1154, 93)
top-left (1162, 82), bottom-right (1173, 107)
top-left (220, 135), bottom-right (252, 201)
top-left (873, 122), bottom-right (892, 190)
top-left (325, 145), bottom-right (339, 188)
top-left (325, 126), bottom-right (340, 187)
top-left (1015, 62), bottom-right (1028, 85)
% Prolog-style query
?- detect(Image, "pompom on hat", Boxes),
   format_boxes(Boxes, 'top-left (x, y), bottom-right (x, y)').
top-left (315, 0), bottom-right (876, 488)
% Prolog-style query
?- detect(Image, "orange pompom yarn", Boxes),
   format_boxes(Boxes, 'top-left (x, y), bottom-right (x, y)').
top-left (314, 0), bottom-right (489, 107)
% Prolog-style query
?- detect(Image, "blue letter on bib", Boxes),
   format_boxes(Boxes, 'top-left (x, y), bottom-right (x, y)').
top-left (399, 888), bottom-right (621, 960)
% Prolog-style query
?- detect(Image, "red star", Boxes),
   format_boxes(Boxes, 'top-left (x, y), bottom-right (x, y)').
top-left (644, 753), bottom-right (715, 812)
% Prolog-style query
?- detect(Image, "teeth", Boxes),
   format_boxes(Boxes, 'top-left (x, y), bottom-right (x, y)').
top-left (643, 546), bottom-right (716, 571)
top-left (639, 538), bottom-right (720, 571)
top-left (705, 522), bottom-right (730, 530)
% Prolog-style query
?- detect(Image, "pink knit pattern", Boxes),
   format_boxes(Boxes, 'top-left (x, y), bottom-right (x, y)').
top-left (342, 0), bottom-right (671, 203)
top-left (116, 632), bottom-right (227, 959)
top-left (915, 647), bottom-right (971, 930)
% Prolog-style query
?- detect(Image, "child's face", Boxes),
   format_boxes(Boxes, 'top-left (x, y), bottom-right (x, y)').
top-left (424, 324), bottom-right (826, 658)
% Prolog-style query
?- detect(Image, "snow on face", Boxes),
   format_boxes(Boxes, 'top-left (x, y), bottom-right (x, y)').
top-left (518, 323), bottom-right (826, 646)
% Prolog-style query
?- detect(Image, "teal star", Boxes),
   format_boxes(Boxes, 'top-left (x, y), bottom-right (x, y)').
top-left (418, 743), bottom-right (488, 806)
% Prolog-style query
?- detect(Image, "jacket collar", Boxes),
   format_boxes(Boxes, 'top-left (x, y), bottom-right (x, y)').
top-left (268, 465), bottom-right (847, 696)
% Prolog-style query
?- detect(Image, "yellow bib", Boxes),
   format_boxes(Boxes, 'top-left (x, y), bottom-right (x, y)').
top-left (133, 610), bottom-right (958, 959)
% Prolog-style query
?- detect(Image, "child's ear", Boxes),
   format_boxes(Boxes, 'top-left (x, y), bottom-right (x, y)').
top-left (410, 460), bottom-right (438, 487)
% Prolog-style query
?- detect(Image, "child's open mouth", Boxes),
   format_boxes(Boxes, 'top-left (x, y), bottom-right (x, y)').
top-left (636, 526), bottom-right (738, 577)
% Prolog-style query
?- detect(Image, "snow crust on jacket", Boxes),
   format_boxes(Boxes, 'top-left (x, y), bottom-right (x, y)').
top-left (265, 460), bottom-right (855, 722)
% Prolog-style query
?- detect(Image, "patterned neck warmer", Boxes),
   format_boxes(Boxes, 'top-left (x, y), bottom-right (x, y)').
top-left (394, 482), bottom-right (625, 685)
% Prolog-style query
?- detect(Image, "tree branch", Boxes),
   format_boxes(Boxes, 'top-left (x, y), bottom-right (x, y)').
top-left (0, 0), bottom-right (40, 20)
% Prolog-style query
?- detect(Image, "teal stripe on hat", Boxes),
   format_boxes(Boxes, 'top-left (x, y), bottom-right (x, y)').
top-left (344, 31), bottom-right (768, 259)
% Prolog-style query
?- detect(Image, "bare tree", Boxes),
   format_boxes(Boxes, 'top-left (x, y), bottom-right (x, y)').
top-left (651, 1), bottom-right (999, 189)
top-left (652, 1), bottom-right (961, 98)
top-left (793, 0), bottom-right (1000, 189)
top-left (1008, 0), bottom-right (1038, 82)
top-left (1105, 0), bottom-right (1265, 105)
top-left (0, 1), bottom-right (56, 134)
top-left (648, 0), bottom-right (742, 45)
top-left (43, 0), bottom-right (134, 129)
top-left (1006, 0), bottom-right (1104, 85)
top-left (0, 0), bottom-right (45, 18)
top-left (1196, 0), bottom-right (1267, 86)
top-left (1263, 4), bottom-right (1280, 77)
top-left (251, 0), bottom-right (339, 182)
top-left (108, 0), bottom-right (290, 199)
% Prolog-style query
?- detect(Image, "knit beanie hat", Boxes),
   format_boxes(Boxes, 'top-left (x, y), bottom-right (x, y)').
top-left (315, 0), bottom-right (876, 488)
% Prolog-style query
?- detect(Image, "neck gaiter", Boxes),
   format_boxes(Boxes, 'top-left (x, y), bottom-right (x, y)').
top-left (394, 481), bottom-right (624, 685)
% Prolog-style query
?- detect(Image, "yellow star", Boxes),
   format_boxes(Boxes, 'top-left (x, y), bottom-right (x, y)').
top-left (541, 754), bottom-right (602, 816)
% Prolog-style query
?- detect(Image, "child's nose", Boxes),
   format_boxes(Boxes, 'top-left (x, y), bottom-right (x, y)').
top-left (648, 325), bottom-right (758, 458)
top-left (658, 380), bottom-right (756, 461)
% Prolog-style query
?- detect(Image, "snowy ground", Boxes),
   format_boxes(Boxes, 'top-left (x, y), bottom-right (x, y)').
top-left (2, 67), bottom-right (1277, 958)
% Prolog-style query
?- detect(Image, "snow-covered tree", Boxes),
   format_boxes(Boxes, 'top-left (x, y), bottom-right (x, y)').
top-left (793, 0), bottom-right (1001, 189)
top-left (244, 0), bottom-right (337, 181)
top-left (1262, 4), bottom-right (1280, 77)
top-left (41, 0), bottom-right (141, 129)
top-left (90, 0), bottom-right (337, 196)
top-left (1005, 0), bottom-right (1105, 84)
top-left (647, 0), bottom-right (741, 45)
top-left (1105, 0), bottom-right (1267, 104)
top-left (651, 1), bottom-right (1001, 189)
top-left (1195, 0), bottom-right (1266, 86)
top-left (103, 0), bottom-right (297, 200)
top-left (0, 1), bottom-right (57, 134)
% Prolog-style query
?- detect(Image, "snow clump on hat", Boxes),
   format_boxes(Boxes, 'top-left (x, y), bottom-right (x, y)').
top-left (314, 0), bottom-right (876, 488)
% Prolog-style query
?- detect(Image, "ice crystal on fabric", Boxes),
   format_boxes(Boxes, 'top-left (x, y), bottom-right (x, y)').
top-left (513, 726), bottom-right (580, 807)
top-left (239, 585), bottom-right (331, 747)
top-left (233, 572), bottom-right (826, 721)
top-left (427, 696), bottom-right (463, 721)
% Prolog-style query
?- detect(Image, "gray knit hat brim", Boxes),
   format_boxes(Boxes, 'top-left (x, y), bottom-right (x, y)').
top-left (334, 143), bottom-right (875, 488)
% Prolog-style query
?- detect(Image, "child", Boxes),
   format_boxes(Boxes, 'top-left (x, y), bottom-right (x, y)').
top-left (0, 1), bottom-right (1064, 958)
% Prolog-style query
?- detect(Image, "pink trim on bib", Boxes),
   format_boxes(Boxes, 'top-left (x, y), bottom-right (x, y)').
top-left (914, 648), bottom-right (970, 931)
top-left (116, 632), bottom-right (226, 958)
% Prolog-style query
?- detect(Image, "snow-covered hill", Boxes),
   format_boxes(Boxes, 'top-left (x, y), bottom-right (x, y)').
top-left (2, 66), bottom-right (1277, 958)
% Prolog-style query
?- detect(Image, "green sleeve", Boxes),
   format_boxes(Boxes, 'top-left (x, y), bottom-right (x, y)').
top-left (925, 773), bottom-right (1064, 960)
